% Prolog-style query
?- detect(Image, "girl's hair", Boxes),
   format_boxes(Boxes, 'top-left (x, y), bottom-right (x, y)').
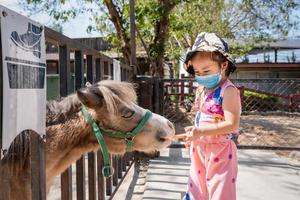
top-left (186, 51), bottom-right (236, 76)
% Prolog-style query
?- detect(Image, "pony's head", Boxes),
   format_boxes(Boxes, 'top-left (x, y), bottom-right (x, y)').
top-left (77, 80), bottom-right (175, 154)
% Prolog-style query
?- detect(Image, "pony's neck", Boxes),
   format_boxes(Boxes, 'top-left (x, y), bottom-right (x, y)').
top-left (45, 99), bottom-right (99, 190)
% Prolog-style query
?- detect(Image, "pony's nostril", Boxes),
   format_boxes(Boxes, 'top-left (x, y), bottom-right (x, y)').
top-left (156, 131), bottom-right (168, 143)
top-left (167, 121), bottom-right (174, 130)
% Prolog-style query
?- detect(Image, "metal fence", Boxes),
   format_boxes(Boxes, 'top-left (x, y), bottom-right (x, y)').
top-left (157, 76), bottom-right (300, 151)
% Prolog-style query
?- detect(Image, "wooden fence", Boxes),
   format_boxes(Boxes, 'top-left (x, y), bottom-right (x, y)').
top-left (0, 24), bottom-right (136, 200)
top-left (45, 27), bottom-right (136, 200)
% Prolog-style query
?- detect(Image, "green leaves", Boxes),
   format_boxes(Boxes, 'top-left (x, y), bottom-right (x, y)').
top-left (23, 0), bottom-right (299, 77)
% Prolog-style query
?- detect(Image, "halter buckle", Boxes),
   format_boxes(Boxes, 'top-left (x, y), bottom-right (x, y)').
top-left (125, 132), bottom-right (134, 141)
top-left (102, 165), bottom-right (114, 177)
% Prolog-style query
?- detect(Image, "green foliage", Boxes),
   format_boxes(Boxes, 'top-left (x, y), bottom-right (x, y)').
top-left (244, 90), bottom-right (277, 101)
top-left (21, 0), bottom-right (299, 75)
top-left (167, 0), bottom-right (299, 67)
top-left (244, 90), bottom-right (279, 111)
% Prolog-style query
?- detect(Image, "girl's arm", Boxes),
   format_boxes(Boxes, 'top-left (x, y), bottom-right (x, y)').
top-left (186, 86), bottom-right (241, 140)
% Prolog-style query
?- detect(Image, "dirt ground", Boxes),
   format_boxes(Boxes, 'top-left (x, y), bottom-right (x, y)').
top-left (239, 114), bottom-right (300, 147)
top-left (173, 111), bottom-right (300, 162)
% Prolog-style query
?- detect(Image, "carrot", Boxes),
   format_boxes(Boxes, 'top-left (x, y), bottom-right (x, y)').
top-left (172, 133), bottom-right (188, 141)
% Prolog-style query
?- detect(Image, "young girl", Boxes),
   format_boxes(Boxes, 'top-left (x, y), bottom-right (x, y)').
top-left (181, 32), bottom-right (241, 200)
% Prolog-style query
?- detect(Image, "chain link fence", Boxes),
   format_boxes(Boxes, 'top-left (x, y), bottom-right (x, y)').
top-left (160, 78), bottom-right (300, 150)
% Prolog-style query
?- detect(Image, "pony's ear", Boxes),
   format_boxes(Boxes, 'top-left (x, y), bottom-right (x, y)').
top-left (77, 87), bottom-right (103, 108)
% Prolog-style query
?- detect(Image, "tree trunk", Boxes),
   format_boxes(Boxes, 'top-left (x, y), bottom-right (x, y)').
top-left (149, 0), bottom-right (176, 78)
top-left (104, 0), bottom-right (131, 66)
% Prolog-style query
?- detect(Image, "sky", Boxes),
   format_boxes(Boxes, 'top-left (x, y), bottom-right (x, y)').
top-left (0, 0), bottom-right (300, 39)
top-left (0, 0), bottom-right (99, 38)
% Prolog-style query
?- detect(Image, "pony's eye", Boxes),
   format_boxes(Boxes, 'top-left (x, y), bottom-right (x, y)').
top-left (122, 110), bottom-right (135, 119)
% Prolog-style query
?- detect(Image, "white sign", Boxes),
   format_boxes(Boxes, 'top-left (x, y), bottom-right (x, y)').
top-left (0, 5), bottom-right (46, 151)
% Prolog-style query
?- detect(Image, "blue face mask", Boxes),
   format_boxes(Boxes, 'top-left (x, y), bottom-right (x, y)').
top-left (195, 73), bottom-right (221, 89)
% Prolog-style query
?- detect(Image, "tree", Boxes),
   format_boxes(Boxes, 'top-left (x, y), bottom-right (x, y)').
top-left (167, 0), bottom-right (299, 76)
top-left (22, 0), bottom-right (299, 77)
top-left (167, 0), bottom-right (299, 75)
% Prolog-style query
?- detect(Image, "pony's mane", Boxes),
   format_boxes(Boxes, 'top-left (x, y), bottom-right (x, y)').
top-left (46, 80), bottom-right (137, 126)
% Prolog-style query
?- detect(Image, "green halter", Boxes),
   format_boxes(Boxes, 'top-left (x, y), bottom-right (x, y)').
top-left (80, 105), bottom-right (152, 177)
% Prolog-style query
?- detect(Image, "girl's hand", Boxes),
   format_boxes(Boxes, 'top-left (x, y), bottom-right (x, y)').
top-left (172, 126), bottom-right (194, 141)
top-left (184, 126), bottom-right (203, 143)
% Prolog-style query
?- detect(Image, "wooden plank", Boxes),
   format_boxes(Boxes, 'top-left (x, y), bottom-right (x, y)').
top-left (126, 153), bottom-right (131, 166)
top-left (110, 63), bottom-right (114, 79)
top-left (97, 150), bottom-right (105, 200)
top-left (117, 157), bottom-right (123, 178)
top-left (74, 50), bottom-right (84, 90)
top-left (105, 155), bottom-right (112, 196)
top-left (29, 131), bottom-right (46, 200)
top-left (153, 77), bottom-right (160, 114)
top-left (136, 77), bottom-right (153, 110)
top-left (95, 58), bottom-right (101, 82)
top-left (112, 156), bottom-right (118, 186)
top-left (59, 45), bottom-right (71, 97)
top-left (61, 167), bottom-right (72, 200)
top-left (76, 156), bottom-right (86, 200)
top-left (75, 50), bottom-right (86, 200)
top-left (87, 55), bottom-right (94, 83)
top-left (88, 152), bottom-right (96, 200)
top-left (59, 44), bottom-right (73, 200)
top-left (104, 61), bottom-right (109, 77)
top-left (122, 153), bottom-right (127, 171)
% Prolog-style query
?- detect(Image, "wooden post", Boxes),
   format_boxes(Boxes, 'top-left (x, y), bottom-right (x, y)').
top-left (110, 62), bottom-right (114, 80)
top-left (59, 45), bottom-right (71, 96)
top-left (30, 131), bottom-right (46, 200)
top-left (76, 156), bottom-right (86, 200)
top-left (122, 153), bottom-right (127, 171)
top-left (117, 157), bottom-right (123, 178)
top-left (112, 156), bottom-right (118, 186)
top-left (87, 55), bottom-right (94, 83)
top-left (61, 167), bottom-right (72, 200)
top-left (75, 50), bottom-right (86, 200)
top-left (95, 58), bottom-right (101, 82)
top-left (88, 152), bottom-right (96, 200)
top-left (106, 155), bottom-right (112, 196)
top-left (97, 151), bottom-right (105, 200)
top-left (86, 55), bottom-right (97, 200)
top-left (136, 77), bottom-right (153, 111)
top-left (75, 50), bottom-right (84, 90)
top-left (59, 44), bottom-right (73, 200)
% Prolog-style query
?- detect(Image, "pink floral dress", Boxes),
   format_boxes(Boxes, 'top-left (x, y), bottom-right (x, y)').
top-left (184, 79), bottom-right (241, 200)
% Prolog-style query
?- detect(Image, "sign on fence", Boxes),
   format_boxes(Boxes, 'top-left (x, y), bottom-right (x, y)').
top-left (0, 5), bottom-right (46, 151)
